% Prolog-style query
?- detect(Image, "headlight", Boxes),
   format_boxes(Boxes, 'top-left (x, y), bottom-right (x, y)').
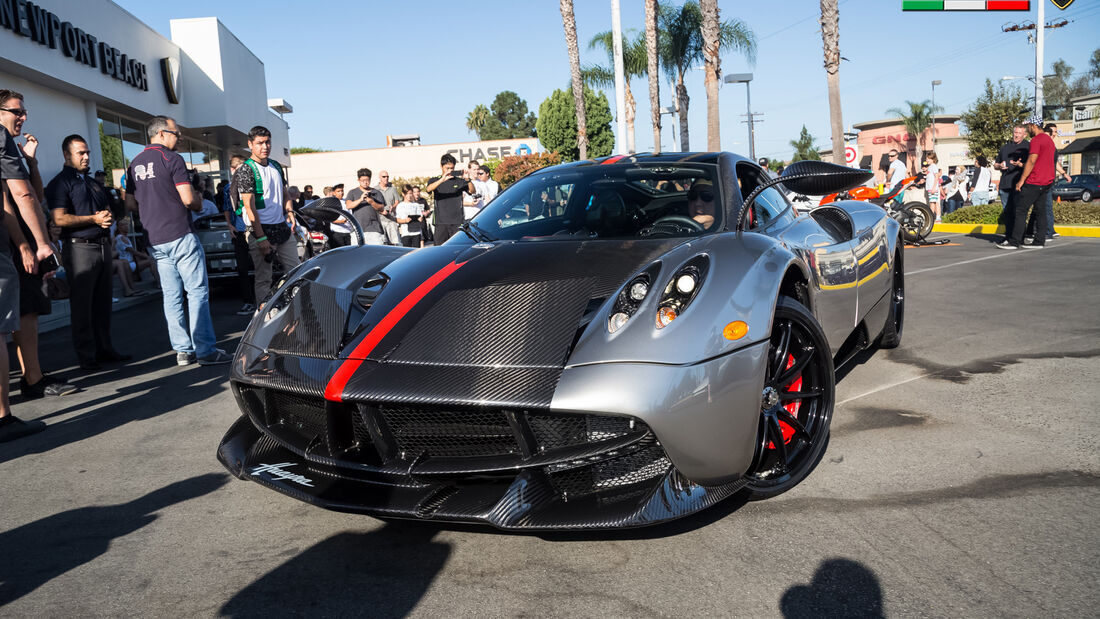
top-left (607, 263), bottom-right (661, 334)
top-left (654, 255), bottom-right (709, 329)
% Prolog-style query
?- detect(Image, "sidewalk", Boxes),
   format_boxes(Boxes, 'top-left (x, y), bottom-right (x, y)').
top-left (40, 279), bottom-right (162, 334)
top-left (932, 222), bottom-right (1100, 238)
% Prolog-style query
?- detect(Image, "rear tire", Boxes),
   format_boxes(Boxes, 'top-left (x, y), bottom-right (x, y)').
top-left (875, 251), bottom-right (904, 349)
top-left (901, 202), bottom-right (934, 243)
top-left (743, 296), bottom-right (835, 500)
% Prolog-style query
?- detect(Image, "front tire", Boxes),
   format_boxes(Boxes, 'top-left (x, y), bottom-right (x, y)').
top-left (901, 202), bottom-right (934, 243)
top-left (1081, 190), bottom-right (1092, 203)
top-left (743, 296), bottom-right (835, 500)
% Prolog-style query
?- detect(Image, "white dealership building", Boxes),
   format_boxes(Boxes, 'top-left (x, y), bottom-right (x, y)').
top-left (0, 0), bottom-right (289, 186)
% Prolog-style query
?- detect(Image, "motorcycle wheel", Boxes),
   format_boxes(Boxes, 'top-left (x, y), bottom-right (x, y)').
top-left (901, 202), bottom-right (935, 243)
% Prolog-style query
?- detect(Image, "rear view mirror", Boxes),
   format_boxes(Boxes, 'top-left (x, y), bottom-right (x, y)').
top-left (779, 160), bottom-right (874, 196)
top-left (300, 197), bottom-right (344, 223)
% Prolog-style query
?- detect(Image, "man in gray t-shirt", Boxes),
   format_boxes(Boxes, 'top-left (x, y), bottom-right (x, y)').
top-left (375, 170), bottom-right (400, 245)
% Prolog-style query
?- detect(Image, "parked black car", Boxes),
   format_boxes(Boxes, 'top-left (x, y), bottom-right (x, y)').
top-left (1052, 174), bottom-right (1099, 203)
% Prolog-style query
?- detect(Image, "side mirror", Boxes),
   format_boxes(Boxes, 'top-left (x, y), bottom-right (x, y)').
top-left (300, 197), bottom-right (365, 245)
top-left (779, 160), bottom-right (874, 196)
top-left (737, 161), bottom-right (874, 230)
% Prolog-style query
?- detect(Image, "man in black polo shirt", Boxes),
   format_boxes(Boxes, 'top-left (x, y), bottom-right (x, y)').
top-left (425, 153), bottom-right (475, 244)
top-left (48, 134), bottom-right (130, 370)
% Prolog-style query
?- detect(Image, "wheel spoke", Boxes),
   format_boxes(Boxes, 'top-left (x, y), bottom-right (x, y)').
top-left (765, 415), bottom-right (789, 471)
top-left (769, 321), bottom-right (791, 378)
top-left (779, 390), bottom-right (822, 401)
top-left (776, 345), bottom-right (814, 388)
top-left (776, 409), bottom-right (812, 443)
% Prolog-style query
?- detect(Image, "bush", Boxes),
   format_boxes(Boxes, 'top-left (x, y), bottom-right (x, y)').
top-left (493, 152), bottom-right (562, 188)
top-left (942, 201), bottom-right (1100, 225)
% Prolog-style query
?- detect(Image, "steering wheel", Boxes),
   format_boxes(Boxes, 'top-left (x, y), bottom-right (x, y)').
top-left (642, 215), bottom-right (705, 237)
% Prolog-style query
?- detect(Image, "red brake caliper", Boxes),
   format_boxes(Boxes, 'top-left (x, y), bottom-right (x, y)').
top-left (767, 354), bottom-right (802, 448)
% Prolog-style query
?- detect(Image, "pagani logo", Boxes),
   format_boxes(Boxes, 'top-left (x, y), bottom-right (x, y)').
top-left (251, 462), bottom-right (315, 487)
top-left (1050, 0), bottom-right (1073, 9)
top-left (160, 57), bottom-right (181, 105)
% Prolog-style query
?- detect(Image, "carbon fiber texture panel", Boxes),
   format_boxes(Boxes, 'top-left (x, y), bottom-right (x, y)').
top-left (267, 282), bottom-right (356, 359)
top-left (233, 348), bottom-right (331, 398)
top-left (380, 406), bottom-right (518, 459)
top-left (341, 362), bottom-right (562, 408)
top-left (385, 278), bottom-right (594, 367)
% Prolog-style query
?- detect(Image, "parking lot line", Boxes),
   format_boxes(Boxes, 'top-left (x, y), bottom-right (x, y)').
top-left (908, 239), bottom-right (1083, 276)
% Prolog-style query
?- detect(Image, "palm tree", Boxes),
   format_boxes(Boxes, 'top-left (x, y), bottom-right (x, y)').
top-left (820, 0), bottom-right (844, 165)
top-left (699, 0), bottom-right (720, 151)
top-left (645, 0), bottom-right (661, 153)
top-left (886, 99), bottom-right (943, 172)
top-left (659, 1), bottom-right (756, 151)
top-left (584, 31), bottom-right (647, 153)
top-left (560, 0), bottom-right (588, 160)
top-left (466, 104), bottom-right (490, 139)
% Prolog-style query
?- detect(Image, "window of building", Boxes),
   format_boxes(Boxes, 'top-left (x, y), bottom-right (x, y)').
top-left (1083, 152), bottom-right (1099, 175)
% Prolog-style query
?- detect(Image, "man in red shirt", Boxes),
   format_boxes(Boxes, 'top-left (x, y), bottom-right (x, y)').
top-left (997, 115), bottom-right (1056, 250)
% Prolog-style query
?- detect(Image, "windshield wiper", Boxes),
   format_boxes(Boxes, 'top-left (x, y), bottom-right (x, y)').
top-left (460, 221), bottom-right (495, 242)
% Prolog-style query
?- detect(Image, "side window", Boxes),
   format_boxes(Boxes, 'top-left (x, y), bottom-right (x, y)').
top-left (754, 187), bottom-right (789, 226)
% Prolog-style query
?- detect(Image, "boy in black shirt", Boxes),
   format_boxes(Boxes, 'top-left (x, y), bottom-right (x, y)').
top-left (425, 154), bottom-right (475, 244)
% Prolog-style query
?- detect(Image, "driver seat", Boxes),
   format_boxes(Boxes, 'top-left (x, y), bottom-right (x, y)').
top-left (585, 190), bottom-right (630, 235)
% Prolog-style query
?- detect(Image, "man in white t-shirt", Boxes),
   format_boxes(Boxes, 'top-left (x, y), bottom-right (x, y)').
top-left (886, 149), bottom-right (906, 192)
top-left (234, 125), bottom-right (299, 305)
top-left (472, 165), bottom-right (500, 209)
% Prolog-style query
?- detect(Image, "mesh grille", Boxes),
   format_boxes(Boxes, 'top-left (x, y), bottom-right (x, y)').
top-left (548, 442), bottom-right (671, 500)
top-left (269, 390), bottom-right (328, 444)
top-left (380, 407), bottom-right (519, 458)
top-left (528, 414), bottom-right (634, 453)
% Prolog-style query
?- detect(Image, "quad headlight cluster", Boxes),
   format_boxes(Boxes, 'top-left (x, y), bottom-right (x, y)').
top-left (607, 255), bottom-right (710, 334)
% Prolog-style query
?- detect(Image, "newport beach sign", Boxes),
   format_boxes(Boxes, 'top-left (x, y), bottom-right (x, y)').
top-left (0, 0), bottom-right (150, 92)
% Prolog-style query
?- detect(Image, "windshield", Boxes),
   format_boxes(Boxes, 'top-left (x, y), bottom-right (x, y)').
top-left (468, 163), bottom-right (722, 241)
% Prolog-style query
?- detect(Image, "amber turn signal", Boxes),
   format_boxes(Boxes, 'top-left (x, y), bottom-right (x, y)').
top-left (723, 321), bottom-right (748, 340)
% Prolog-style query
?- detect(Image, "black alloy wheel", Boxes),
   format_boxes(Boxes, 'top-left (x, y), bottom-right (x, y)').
top-left (876, 250), bottom-right (904, 349)
top-left (744, 296), bottom-right (835, 500)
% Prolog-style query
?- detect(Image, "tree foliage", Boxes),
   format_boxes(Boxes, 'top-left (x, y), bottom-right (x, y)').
top-left (98, 123), bottom-right (124, 182)
top-left (537, 87), bottom-right (614, 162)
top-left (790, 125), bottom-right (821, 162)
top-left (466, 104), bottom-right (491, 137)
top-left (493, 152), bottom-right (563, 188)
top-left (1042, 54), bottom-right (1097, 120)
top-left (959, 79), bottom-right (1029, 160)
top-left (478, 91), bottom-right (538, 140)
top-left (290, 146), bottom-right (328, 154)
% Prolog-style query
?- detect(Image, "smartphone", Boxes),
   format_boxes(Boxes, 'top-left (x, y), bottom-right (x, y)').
top-left (41, 253), bottom-right (61, 273)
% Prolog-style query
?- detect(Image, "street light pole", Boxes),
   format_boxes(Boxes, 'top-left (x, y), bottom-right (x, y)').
top-left (723, 73), bottom-right (754, 159)
top-left (931, 80), bottom-right (941, 154)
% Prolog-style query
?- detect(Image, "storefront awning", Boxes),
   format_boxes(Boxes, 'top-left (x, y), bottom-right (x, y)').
top-left (1060, 137), bottom-right (1100, 155)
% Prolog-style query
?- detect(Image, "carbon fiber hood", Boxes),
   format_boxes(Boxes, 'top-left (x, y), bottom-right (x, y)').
top-left (335, 239), bottom-right (681, 406)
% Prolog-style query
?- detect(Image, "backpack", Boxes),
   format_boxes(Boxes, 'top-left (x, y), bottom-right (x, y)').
top-left (235, 158), bottom-right (284, 216)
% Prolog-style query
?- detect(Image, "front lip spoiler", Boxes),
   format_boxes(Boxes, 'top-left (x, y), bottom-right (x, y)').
top-left (217, 416), bottom-right (746, 530)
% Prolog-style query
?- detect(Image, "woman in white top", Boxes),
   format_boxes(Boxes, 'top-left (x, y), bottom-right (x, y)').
top-left (924, 152), bottom-right (941, 220)
top-left (943, 166), bottom-right (969, 215)
top-left (969, 155), bottom-right (992, 206)
top-left (393, 186), bottom-right (424, 248)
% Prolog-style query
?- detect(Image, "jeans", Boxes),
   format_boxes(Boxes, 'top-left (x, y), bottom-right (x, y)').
top-left (971, 190), bottom-right (990, 206)
top-left (1009, 183), bottom-right (1050, 246)
top-left (998, 188), bottom-right (1015, 239)
top-left (944, 197), bottom-right (963, 214)
top-left (1025, 188), bottom-right (1057, 238)
top-left (150, 233), bottom-right (218, 357)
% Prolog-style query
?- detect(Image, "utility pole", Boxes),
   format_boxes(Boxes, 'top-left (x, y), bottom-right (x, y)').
top-left (1035, 0), bottom-right (1044, 117)
top-left (611, 0), bottom-right (628, 153)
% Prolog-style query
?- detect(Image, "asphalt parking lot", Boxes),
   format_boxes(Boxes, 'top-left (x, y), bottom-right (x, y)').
top-left (2, 232), bottom-right (1098, 618)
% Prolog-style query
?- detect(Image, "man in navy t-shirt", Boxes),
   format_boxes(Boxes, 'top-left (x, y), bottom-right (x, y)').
top-left (125, 116), bottom-right (230, 365)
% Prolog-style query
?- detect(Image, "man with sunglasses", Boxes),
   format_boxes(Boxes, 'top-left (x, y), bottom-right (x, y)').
top-left (886, 150), bottom-right (906, 194)
top-left (125, 116), bottom-right (230, 366)
top-left (1, 89), bottom-right (78, 401)
top-left (471, 165), bottom-right (499, 209)
top-left (688, 179), bottom-right (717, 229)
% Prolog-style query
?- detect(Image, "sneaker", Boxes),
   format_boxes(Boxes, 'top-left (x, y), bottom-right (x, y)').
top-left (1052, 232), bottom-right (1061, 238)
top-left (0, 415), bottom-right (46, 443)
top-left (236, 303), bottom-right (255, 316)
top-left (1021, 243), bottom-right (1044, 249)
top-left (198, 349), bottom-right (232, 365)
top-left (995, 240), bottom-right (1018, 250)
top-left (1023, 236), bottom-right (1034, 244)
top-left (20, 374), bottom-right (79, 399)
top-left (177, 352), bottom-right (196, 366)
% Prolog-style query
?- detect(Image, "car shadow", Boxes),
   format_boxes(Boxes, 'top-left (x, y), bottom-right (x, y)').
top-left (779, 557), bottom-right (885, 618)
top-left (219, 523), bottom-right (450, 619)
top-left (0, 473), bottom-right (228, 607)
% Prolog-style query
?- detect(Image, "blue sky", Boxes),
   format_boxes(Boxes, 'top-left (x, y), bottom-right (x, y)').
top-left (116, 0), bottom-right (1099, 160)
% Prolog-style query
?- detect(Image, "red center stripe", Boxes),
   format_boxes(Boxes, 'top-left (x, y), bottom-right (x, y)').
top-left (601, 155), bottom-right (626, 165)
top-left (323, 260), bottom-right (467, 401)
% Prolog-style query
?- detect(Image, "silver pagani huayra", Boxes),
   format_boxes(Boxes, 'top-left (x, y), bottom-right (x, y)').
top-left (217, 155), bottom-right (903, 530)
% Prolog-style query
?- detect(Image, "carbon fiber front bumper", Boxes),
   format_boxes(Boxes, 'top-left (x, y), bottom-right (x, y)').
top-left (218, 340), bottom-right (767, 529)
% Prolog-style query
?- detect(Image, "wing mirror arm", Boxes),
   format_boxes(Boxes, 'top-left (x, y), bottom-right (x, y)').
top-left (300, 199), bottom-right (365, 245)
top-left (737, 173), bottom-right (817, 231)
